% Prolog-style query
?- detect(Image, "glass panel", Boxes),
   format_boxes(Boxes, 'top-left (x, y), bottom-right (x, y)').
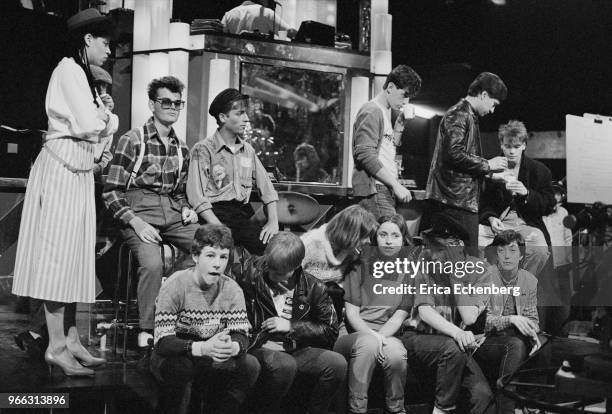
top-left (240, 62), bottom-right (344, 185)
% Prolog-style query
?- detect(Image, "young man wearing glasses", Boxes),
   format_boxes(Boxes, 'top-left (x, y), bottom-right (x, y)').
top-left (103, 76), bottom-right (200, 349)
top-left (352, 64), bottom-right (422, 219)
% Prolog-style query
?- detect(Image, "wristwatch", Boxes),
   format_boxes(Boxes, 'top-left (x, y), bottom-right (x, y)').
top-left (185, 340), bottom-right (193, 355)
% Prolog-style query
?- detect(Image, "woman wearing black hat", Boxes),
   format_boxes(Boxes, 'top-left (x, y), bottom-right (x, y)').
top-left (11, 8), bottom-right (117, 376)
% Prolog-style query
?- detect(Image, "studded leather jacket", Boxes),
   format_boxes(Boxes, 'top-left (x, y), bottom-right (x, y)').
top-left (426, 99), bottom-right (491, 213)
top-left (230, 254), bottom-right (339, 352)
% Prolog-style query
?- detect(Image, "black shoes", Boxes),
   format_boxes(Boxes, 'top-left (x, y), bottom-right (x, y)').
top-left (14, 330), bottom-right (48, 360)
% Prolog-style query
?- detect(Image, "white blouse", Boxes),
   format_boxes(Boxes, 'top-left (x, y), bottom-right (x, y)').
top-left (45, 57), bottom-right (116, 142)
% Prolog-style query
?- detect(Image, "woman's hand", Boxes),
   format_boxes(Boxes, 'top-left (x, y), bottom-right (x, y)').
top-left (100, 93), bottom-right (114, 112)
top-left (96, 105), bottom-right (109, 123)
top-left (372, 332), bottom-right (388, 363)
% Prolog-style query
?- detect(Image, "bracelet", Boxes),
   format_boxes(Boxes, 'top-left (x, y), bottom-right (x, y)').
top-left (185, 340), bottom-right (193, 355)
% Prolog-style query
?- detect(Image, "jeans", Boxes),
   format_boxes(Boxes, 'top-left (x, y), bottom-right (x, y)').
top-left (120, 190), bottom-right (199, 329)
top-left (401, 331), bottom-right (494, 414)
top-left (334, 332), bottom-right (407, 413)
top-left (474, 329), bottom-right (528, 414)
top-left (358, 184), bottom-right (396, 219)
top-left (212, 201), bottom-right (266, 255)
top-left (156, 353), bottom-right (260, 414)
top-left (250, 346), bottom-right (347, 414)
top-left (428, 200), bottom-right (480, 257)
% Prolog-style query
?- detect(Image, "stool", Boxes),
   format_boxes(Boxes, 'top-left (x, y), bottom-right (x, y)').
top-left (112, 240), bottom-right (177, 361)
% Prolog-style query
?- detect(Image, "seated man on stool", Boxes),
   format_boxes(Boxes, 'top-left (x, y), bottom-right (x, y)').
top-left (475, 230), bottom-right (541, 414)
top-left (103, 76), bottom-right (200, 348)
top-left (478, 120), bottom-right (555, 277)
top-left (187, 88), bottom-right (279, 255)
top-left (231, 232), bottom-right (346, 414)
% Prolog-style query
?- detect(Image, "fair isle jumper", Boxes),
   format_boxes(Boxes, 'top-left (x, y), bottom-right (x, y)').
top-left (300, 224), bottom-right (345, 283)
top-left (154, 268), bottom-right (251, 353)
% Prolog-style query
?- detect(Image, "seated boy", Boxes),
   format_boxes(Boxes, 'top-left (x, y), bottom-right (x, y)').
top-left (187, 88), bottom-right (279, 255)
top-left (474, 230), bottom-right (540, 414)
top-left (231, 232), bottom-right (346, 414)
top-left (150, 225), bottom-right (259, 414)
top-left (401, 232), bottom-right (494, 414)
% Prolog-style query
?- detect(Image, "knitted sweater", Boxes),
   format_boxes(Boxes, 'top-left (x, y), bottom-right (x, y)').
top-left (300, 224), bottom-right (345, 283)
top-left (153, 268), bottom-right (251, 353)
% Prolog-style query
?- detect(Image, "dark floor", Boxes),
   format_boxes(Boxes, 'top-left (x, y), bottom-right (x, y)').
top-left (0, 298), bottom-right (158, 414)
top-left (0, 290), bottom-right (610, 413)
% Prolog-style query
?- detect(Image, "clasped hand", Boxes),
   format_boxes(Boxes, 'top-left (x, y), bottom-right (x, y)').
top-left (193, 330), bottom-right (238, 362)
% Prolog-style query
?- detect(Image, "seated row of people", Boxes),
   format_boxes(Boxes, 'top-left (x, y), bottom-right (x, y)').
top-left (153, 217), bottom-right (541, 414)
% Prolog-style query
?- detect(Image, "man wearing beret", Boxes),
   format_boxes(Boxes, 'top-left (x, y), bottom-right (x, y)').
top-left (187, 88), bottom-right (279, 255)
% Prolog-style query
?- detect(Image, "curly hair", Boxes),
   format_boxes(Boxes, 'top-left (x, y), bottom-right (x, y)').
top-left (191, 225), bottom-right (234, 256)
top-left (147, 76), bottom-right (185, 101)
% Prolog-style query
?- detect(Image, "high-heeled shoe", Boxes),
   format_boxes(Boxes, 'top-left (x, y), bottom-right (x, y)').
top-left (67, 343), bottom-right (106, 368)
top-left (45, 348), bottom-right (95, 377)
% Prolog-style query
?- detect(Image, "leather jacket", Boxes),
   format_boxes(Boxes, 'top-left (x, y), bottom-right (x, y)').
top-left (230, 253), bottom-right (339, 352)
top-left (426, 99), bottom-right (490, 213)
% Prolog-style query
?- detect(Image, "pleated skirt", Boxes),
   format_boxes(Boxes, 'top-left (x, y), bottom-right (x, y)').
top-left (12, 138), bottom-right (96, 303)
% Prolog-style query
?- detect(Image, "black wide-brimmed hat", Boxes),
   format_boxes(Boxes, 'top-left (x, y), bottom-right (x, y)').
top-left (67, 8), bottom-right (110, 32)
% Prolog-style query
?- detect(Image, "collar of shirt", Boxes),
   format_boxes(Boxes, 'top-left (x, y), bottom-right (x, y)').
top-left (212, 130), bottom-right (245, 154)
top-left (144, 116), bottom-right (179, 147)
top-left (461, 98), bottom-right (479, 125)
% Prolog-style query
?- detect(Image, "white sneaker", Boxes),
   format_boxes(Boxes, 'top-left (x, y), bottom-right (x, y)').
top-left (137, 331), bottom-right (153, 348)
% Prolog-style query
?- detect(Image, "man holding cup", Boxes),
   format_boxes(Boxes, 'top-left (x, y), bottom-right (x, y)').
top-left (352, 64), bottom-right (422, 218)
top-left (478, 120), bottom-right (555, 277)
top-left (425, 72), bottom-right (509, 255)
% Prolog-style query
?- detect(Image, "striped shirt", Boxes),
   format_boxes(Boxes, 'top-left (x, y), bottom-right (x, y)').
top-left (103, 117), bottom-right (190, 224)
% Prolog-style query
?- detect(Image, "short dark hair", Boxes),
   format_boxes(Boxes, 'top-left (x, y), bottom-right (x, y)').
top-left (376, 214), bottom-right (409, 245)
top-left (383, 65), bottom-right (422, 98)
top-left (208, 88), bottom-right (249, 126)
top-left (467, 72), bottom-right (507, 102)
top-left (191, 224), bottom-right (234, 256)
top-left (489, 230), bottom-right (526, 256)
top-left (265, 232), bottom-right (305, 272)
top-left (498, 120), bottom-right (528, 144)
top-left (147, 76), bottom-right (185, 101)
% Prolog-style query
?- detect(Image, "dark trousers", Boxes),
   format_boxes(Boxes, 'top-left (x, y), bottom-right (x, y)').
top-left (250, 346), bottom-right (347, 414)
top-left (474, 329), bottom-right (529, 414)
top-left (402, 331), bottom-right (494, 414)
top-left (429, 200), bottom-right (479, 256)
top-left (212, 201), bottom-right (266, 255)
top-left (120, 190), bottom-right (199, 329)
top-left (157, 353), bottom-right (260, 414)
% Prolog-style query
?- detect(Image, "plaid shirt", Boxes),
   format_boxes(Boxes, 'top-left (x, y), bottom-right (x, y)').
top-left (103, 117), bottom-right (190, 224)
top-left (411, 255), bottom-right (490, 334)
top-left (484, 267), bottom-right (539, 333)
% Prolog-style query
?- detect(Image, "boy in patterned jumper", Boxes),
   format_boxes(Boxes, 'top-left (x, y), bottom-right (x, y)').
top-left (151, 224), bottom-right (260, 414)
